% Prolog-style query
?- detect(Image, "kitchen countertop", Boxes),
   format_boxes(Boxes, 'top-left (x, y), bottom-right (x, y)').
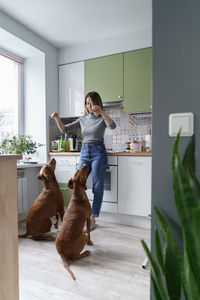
top-left (17, 163), bottom-right (45, 169)
top-left (49, 151), bottom-right (152, 156)
top-left (0, 155), bottom-right (45, 168)
top-left (0, 154), bottom-right (22, 160)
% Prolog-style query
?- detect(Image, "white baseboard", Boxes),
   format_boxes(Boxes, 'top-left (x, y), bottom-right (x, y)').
top-left (98, 212), bottom-right (151, 229)
top-left (18, 211), bottom-right (151, 230)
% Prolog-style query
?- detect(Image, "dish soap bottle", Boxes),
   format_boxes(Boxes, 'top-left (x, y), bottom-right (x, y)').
top-left (64, 134), bottom-right (70, 152)
top-left (59, 135), bottom-right (65, 152)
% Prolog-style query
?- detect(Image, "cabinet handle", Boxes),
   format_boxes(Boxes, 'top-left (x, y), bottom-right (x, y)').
top-left (118, 96), bottom-right (123, 100)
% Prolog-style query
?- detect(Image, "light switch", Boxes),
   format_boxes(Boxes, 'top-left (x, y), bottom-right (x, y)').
top-left (169, 112), bottom-right (194, 137)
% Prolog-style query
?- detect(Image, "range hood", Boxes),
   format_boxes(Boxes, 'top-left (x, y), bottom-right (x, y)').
top-left (103, 100), bottom-right (124, 108)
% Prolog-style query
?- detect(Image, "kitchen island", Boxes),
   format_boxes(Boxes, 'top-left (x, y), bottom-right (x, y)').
top-left (0, 154), bottom-right (22, 300)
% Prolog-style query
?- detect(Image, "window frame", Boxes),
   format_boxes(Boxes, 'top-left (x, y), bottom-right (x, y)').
top-left (0, 48), bottom-right (24, 137)
top-left (18, 63), bottom-right (24, 135)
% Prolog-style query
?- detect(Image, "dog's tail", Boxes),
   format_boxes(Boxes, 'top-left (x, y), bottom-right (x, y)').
top-left (61, 255), bottom-right (76, 281)
top-left (18, 233), bottom-right (28, 238)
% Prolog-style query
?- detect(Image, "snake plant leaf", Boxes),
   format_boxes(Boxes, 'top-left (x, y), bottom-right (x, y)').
top-left (155, 228), bottom-right (164, 273)
top-left (182, 205), bottom-right (200, 299)
top-left (164, 228), bottom-right (181, 300)
top-left (191, 205), bottom-right (200, 266)
top-left (141, 240), bottom-right (168, 300)
top-left (172, 129), bottom-right (181, 168)
top-left (151, 275), bottom-right (163, 300)
top-left (182, 135), bottom-right (195, 174)
top-left (191, 172), bottom-right (200, 199)
top-left (154, 206), bottom-right (169, 241)
top-left (172, 141), bottom-right (197, 223)
top-left (154, 207), bottom-right (182, 259)
top-left (154, 206), bottom-right (183, 298)
top-left (183, 248), bottom-right (200, 300)
top-left (172, 134), bottom-right (200, 290)
top-left (172, 154), bottom-right (200, 277)
top-left (180, 199), bottom-right (200, 297)
top-left (182, 134), bottom-right (200, 198)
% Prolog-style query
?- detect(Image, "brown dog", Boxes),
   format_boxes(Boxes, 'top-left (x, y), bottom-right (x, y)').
top-left (55, 164), bottom-right (93, 281)
top-left (19, 158), bottom-right (64, 240)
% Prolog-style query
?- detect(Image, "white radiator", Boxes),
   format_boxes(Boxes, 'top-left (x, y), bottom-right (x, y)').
top-left (17, 170), bottom-right (27, 213)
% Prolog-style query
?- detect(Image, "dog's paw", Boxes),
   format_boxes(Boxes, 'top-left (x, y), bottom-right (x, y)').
top-left (87, 240), bottom-right (93, 246)
top-left (85, 250), bottom-right (91, 256)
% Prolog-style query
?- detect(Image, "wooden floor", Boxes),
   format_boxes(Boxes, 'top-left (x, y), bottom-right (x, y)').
top-left (18, 221), bottom-right (150, 300)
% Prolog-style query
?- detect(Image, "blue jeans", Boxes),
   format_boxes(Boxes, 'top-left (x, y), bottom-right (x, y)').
top-left (78, 141), bottom-right (107, 217)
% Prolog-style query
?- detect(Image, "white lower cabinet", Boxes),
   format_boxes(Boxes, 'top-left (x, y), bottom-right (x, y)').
top-left (52, 156), bottom-right (77, 182)
top-left (51, 156), bottom-right (77, 207)
top-left (17, 172), bottom-right (26, 213)
top-left (118, 156), bottom-right (151, 217)
top-left (49, 155), bottom-right (152, 216)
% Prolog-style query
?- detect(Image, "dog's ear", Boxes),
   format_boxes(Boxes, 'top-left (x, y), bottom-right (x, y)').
top-left (43, 169), bottom-right (50, 181)
top-left (68, 178), bottom-right (73, 189)
top-left (68, 170), bottom-right (79, 187)
top-left (49, 158), bottom-right (56, 171)
top-left (37, 166), bottom-right (50, 181)
top-left (37, 167), bottom-right (43, 180)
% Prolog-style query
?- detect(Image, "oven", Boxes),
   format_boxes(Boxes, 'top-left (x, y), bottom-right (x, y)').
top-left (77, 156), bottom-right (118, 212)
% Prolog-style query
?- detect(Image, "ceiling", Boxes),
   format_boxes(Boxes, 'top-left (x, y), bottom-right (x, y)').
top-left (0, 0), bottom-right (152, 48)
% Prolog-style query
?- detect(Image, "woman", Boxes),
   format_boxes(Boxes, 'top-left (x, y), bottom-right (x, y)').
top-left (51, 91), bottom-right (116, 230)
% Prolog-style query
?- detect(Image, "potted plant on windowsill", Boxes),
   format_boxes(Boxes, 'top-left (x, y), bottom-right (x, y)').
top-left (0, 135), bottom-right (43, 163)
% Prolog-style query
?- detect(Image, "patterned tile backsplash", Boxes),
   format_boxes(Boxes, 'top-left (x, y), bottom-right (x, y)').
top-left (49, 108), bottom-right (152, 152)
top-left (104, 108), bottom-right (152, 152)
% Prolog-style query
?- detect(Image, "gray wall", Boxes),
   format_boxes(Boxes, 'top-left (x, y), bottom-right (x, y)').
top-left (152, 0), bottom-right (200, 298)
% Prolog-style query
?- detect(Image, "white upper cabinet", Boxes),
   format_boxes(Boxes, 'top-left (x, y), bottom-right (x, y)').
top-left (59, 61), bottom-right (84, 117)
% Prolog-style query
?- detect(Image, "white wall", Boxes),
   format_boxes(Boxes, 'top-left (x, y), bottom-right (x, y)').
top-left (24, 55), bottom-right (46, 163)
top-left (58, 27), bottom-right (152, 65)
top-left (0, 10), bottom-right (58, 162)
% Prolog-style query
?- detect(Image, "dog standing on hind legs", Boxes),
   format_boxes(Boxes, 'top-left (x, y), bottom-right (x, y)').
top-left (19, 158), bottom-right (64, 240)
top-left (56, 164), bottom-right (93, 281)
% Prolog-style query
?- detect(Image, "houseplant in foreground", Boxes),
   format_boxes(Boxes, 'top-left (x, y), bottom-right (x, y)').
top-left (141, 131), bottom-right (200, 300)
top-left (0, 135), bottom-right (43, 162)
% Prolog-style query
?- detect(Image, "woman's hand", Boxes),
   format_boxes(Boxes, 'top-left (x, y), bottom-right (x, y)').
top-left (51, 112), bottom-right (59, 119)
top-left (50, 112), bottom-right (65, 131)
top-left (90, 105), bottom-right (103, 115)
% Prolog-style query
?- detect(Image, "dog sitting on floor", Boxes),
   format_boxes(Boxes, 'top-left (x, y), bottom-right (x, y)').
top-left (55, 164), bottom-right (93, 280)
top-left (19, 158), bottom-right (64, 240)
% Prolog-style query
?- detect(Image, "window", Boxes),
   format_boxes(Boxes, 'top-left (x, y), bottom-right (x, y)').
top-left (0, 51), bottom-right (23, 141)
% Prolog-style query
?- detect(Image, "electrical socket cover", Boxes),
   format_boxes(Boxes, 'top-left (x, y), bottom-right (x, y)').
top-left (169, 112), bottom-right (194, 137)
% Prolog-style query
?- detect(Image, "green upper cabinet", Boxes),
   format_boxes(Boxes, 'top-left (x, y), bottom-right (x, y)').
top-left (84, 53), bottom-right (123, 102)
top-left (124, 47), bottom-right (152, 113)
